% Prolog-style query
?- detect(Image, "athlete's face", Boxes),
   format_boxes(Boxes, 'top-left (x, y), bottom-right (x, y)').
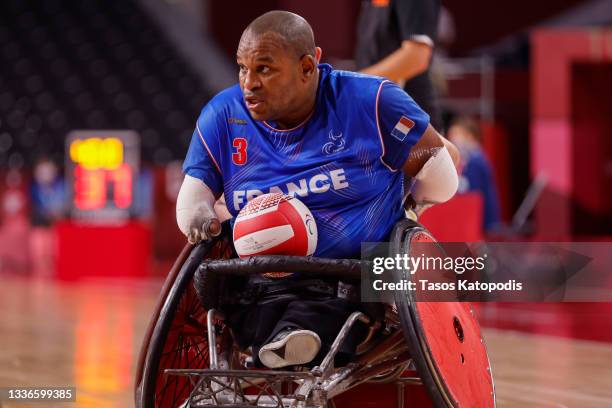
top-left (237, 32), bottom-right (317, 127)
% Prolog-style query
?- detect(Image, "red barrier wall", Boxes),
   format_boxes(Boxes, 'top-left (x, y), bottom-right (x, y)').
top-left (56, 221), bottom-right (152, 280)
top-left (531, 29), bottom-right (612, 238)
top-left (420, 193), bottom-right (483, 242)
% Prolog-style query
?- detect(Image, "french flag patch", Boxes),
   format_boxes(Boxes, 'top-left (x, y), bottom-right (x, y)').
top-left (390, 116), bottom-right (415, 141)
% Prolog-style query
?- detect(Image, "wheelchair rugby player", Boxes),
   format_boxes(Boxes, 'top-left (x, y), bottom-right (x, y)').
top-left (176, 11), bottom-right (460, 371)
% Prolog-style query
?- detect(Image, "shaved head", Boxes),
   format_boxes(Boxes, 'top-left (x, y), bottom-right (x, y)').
top-left (240, 10), bottom-right (316, 59)
top-left (236, 11), bottom-right (321, 129)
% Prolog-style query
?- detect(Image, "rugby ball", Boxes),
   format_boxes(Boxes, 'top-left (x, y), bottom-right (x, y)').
top-left (233, 193), bottom-right (317, 258)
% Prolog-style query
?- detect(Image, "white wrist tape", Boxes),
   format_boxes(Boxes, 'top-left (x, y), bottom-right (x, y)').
top-left (176, 175), bottom-right (218, 240)
top-left (410, 146), bottom-right (458, 205)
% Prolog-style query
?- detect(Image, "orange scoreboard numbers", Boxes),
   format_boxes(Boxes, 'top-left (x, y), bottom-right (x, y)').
top-left (66, 131), bottom-right (139, 221)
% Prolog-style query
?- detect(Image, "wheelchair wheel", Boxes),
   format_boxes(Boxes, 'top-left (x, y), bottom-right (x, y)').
top-left (136, 235), bottom-right (233, 408)
top-left (390, 219), bottom-right (496, 408)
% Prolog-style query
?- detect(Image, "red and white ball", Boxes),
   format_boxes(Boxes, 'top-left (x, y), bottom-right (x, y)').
top-left (233, 193), bottom-right (317, 258)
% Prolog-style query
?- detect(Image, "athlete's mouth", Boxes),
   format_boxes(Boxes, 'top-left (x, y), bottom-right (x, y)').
top-left (244, 95), bottom-right (264, 110)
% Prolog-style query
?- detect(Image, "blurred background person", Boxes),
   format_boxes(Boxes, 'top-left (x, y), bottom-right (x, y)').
top-left (30, 157), bottom-right (64, 226)
top-left (29, 157), bottom-right (65, 276)
top-left (0, 169), bottom-right (30, 274)
top-left (447, 117), bottom-right (500, 232)
top-left (355, 0), bottom-right (442, 130)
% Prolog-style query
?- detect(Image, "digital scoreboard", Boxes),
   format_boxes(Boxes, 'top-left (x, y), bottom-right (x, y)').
top-left (66, 130), bottom-right (140, 223)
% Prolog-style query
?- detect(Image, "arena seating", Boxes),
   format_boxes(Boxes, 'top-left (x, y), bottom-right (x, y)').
top-left (0, 0), bottom-right (212, 167)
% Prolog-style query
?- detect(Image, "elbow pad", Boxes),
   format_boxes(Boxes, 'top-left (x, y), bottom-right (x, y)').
top-left (410, 146), bottom-right (458, 205)
top-left (176, 175), bottom-right (219, 241)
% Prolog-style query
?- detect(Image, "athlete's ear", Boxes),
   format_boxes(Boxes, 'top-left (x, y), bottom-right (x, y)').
top-left (300, 54), bottom-right (317, 80)
top-left (315, 47), bottom-right (322, 63)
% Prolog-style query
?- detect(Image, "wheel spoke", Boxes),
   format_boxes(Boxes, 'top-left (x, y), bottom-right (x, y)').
top-left (155, 294), bottom-right (212, 406)
top-left (148, 238), bottom-right (233, 407)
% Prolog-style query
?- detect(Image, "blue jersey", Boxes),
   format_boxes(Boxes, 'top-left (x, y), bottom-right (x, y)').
top-left (460, 149), bottom-right (501, 231)
top-left (184, 64), bottom-right (429, 258)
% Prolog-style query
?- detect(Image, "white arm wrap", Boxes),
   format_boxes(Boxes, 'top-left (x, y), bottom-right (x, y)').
top-left (176, 175), bottom-right (218, 238)
top-left (410, 145), bottom-right (458, 205)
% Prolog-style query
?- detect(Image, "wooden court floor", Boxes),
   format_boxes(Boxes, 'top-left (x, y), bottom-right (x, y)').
top-left (1, 275), bottom-right (611, 408)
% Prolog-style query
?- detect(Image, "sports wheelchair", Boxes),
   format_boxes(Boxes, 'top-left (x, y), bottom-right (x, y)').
top-left (135, 219), bottom-right (495, 408)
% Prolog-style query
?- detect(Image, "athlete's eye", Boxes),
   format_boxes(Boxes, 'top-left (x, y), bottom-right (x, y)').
top-left (238, 64), bottom-right (247, 74)
top-left (258, 65), bottom-right (270, 74)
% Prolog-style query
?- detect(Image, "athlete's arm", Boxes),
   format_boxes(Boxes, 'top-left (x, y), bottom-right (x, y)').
top-left (403, 125), bottom-right (459, 176)
top-left (180, 101), bottom-right (226, 243)
top-left (403, 125), bottom-right (460, 212)
top-left (176, 175), bottom-right (221, 244)
top-left (360, 40), bottom-right (432, 84)
top-left (375, 79), bottom-right (458, 213)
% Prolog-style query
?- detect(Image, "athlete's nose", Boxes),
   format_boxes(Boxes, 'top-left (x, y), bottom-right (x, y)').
top-left (243, 70), bottom-right (261, 91)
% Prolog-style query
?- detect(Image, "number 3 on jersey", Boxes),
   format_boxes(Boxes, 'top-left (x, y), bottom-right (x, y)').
top-left (232, 138), bottom-right (247, 165)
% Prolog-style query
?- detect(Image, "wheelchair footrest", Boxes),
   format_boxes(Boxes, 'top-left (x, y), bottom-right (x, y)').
top-left (164, 369), bottom-right (317, 408)
top-left (165, 368), bottom-right (315, 380)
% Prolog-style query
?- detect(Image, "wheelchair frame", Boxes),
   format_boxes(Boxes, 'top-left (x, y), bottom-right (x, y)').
top-left (135, 220), bottom-right (495, 408)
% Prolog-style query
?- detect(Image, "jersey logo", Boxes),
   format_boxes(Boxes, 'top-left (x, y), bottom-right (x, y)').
top-left (390, 116), bottom-right (415, 141)
top-left (228, 117), bottom-right (247, 125)
top-left (232, 138), bottom-right (248, 165)
top-left (232, 168), bottom-right (350, 211)
top-left (322, 130), bottom-right (345, 155)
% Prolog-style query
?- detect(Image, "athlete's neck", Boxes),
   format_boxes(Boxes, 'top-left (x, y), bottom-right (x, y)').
top-left (274, 69), bottom-right (319, 130)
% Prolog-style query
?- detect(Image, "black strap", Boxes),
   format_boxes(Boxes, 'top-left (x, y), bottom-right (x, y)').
top-left (200, 256), bottom-right (366, 279)
top-left (222, 279), bottom-right (360, 305)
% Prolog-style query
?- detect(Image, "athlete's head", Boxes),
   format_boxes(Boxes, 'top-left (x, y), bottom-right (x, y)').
top-left (237, 11), bottom-right (321, 128)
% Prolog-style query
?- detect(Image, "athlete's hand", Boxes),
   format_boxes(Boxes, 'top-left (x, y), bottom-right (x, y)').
top-left (187, 215), bottom-right (221, 244)
top-left (404, 194), bottom-right (417, 212)
top-left (406, 207), bottom-right (418, 222)
top-left (182, 201), bottom-right (222, 244)
top-left (176, 175), bottom-right (222, 245)
top-left (404, 194), bottom-right (431, 221)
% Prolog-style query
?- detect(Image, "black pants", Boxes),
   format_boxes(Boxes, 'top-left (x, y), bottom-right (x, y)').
top-left (222, 280), bottom-right (382, 367)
